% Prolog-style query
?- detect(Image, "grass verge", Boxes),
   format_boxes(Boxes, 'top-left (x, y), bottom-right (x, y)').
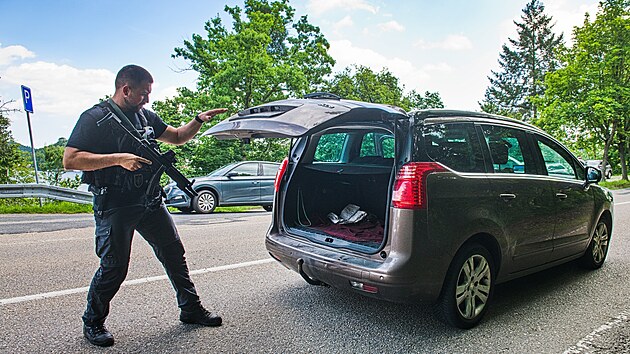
top-left (599, 179), bottom-right (630, 190)
top-left (0, 199), bottom-right (92, 214)
top-left (167, 206), bottom-right (262, 214)
top-left (0, 198), bottom-right (263, 214)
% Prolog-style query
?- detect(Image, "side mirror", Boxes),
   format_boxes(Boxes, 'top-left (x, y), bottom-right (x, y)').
top-left (585, 166), bottom-right (602, 184)
top-left (226, 172), bottom-right (239, 178)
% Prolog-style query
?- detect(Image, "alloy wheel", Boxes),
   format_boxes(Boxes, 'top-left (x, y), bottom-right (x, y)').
top-left (592, 222), bottom-right (609, 264)
top-left (455, 254), bottom-right (492, 320)
top-left (196, 192), bottom-right (216, 213)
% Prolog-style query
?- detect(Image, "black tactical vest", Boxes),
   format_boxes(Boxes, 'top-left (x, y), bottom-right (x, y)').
top-left (82, 101), bottom-right (161, 197)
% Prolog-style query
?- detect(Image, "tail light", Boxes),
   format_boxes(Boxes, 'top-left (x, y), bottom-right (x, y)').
top-left (274, 157), bottom-right (289, 192)
top-left (392, 162), bottom-right (446, 209)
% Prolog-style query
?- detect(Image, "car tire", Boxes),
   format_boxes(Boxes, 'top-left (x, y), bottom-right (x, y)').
top-left (263, 205), bottom-right (273, 212)
top-left (606, 170), bottom-right (612, 179)
top-left (579, 219), bottom-right (610, 269)
top-left (437, 244), bottom-right (494, 329)
top-left (192, 190), bottom-right (217, 214)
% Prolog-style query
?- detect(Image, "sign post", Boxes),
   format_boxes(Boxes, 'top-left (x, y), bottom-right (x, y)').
top-left (21, 85), bottom-right (42, 206)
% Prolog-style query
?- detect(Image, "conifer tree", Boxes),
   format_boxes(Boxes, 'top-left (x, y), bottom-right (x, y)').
top-left (480, 0), bottom-right (563, 121)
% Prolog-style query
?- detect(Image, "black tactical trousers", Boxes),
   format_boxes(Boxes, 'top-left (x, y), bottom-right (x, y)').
top-left (82, 199), bottom-right (200, 326)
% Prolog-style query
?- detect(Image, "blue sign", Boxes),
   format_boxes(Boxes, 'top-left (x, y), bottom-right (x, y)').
top-left (21, 85), bottom-right (33, 113)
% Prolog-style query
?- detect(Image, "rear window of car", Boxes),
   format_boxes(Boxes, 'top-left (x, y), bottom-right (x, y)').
top-left (422, 123), bottom-right (485, 173)
top-left (314, 133), bottom-right (347, 162)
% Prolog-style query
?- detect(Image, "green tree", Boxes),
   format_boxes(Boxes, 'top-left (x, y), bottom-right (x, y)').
top-left (173, 0), bottom-right (334, 109)
top-left (325, 65), bottom-right (443, 111)
top-left (155, 0), bottom-right (334, 174)
top-left (537, 0), bottom-right (630, 180)
top-left (0, 98), bottom-right (30, 184)
top-left (36, 138), bottom-right (68, 186)
top-left (480, 0), bottom-right (564, 121)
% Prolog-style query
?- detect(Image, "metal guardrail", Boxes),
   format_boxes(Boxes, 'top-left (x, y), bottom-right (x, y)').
top-left (0, 184), bottom-right (92, 204)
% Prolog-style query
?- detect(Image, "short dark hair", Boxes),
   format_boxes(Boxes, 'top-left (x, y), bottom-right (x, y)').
top-left (115, 65), bottom-right (153, 90)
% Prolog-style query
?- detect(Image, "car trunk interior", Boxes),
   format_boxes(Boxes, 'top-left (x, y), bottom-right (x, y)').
top-left (281, 125), bottom-right (396, 252)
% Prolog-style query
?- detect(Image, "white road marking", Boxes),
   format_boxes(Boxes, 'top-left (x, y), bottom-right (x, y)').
top-left (0, 237), bottom-right (91, 246)
top-left (0, 217), bottom-right (93, 226)
top-left (564, 310), bottom-right (630, 353)
top-left (615, 201), bottom-right (630, 206)
top-left (0, 258), bottom-right (274, 306)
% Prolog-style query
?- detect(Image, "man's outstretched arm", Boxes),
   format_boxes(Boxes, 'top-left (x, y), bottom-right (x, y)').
top-left (158, 108), bottom-right (227, 145)
top-left (63, 147), bottom-right (151, 172)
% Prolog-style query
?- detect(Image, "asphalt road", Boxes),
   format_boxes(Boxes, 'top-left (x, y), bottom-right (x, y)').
top-left (0, 190), bottom-right (629, 353)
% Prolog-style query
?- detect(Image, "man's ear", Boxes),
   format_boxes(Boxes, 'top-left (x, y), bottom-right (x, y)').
top-left (122, 85), bottom-right (131, 97)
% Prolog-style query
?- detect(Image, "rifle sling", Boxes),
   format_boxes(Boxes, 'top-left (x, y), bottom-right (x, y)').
top-left (104, 99), bottom-right (143, 139)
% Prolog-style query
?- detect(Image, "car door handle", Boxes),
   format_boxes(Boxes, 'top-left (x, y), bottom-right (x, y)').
top-left (556, 193), bottom-right (568, 199)
top-left (499, 193), bottom-right (517, 200)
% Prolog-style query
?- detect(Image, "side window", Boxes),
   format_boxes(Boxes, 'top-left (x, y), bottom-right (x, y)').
top-left (535, 137), bottom-right (580, 180)
top-left (314, 133), bottom-right (348, 162)
top-left (261, 163), bottom-right (279, 176)
top-left (481, 125), bottom-right (532, 174)
top-left (230, 163), bottom-right (258, 177)
top-left (423, 123), bottom-right (485, 173)
top-left (360, 133), bottom-right (377, 156)
top-left (382, 136), bottom-right (394, 158)
top-left (360, 132), bottom-right (395, 158)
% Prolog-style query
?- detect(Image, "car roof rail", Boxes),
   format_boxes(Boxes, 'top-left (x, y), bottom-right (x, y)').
top-left (303, 92), bottom-right (341, 100)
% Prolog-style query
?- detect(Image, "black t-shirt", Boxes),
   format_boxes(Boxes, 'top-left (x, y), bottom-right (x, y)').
top-left (67, 104), bottom-right (167, 153)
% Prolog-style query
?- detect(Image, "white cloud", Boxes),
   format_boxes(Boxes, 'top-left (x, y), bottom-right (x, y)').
top-left (153, 85), bottom-right (181, 102)
top-left (306, 0), bottom-right (378, 16)
top-left (415, 34), bottom-right (473, 50)
top-left (0, 60), bottom-right (115, 145)
top-left (377, 20), bottom-right (405, 32)
top-left (422, 63), bottom-right (453, 72)
top-left (0, 44), bottom-right (35, 66)
top-left (2, 61), bottom-right (113, 116)
top-left (544, 0), bottom-right (599, 41)
top-left (334, 15), bottom-right (354, 31)
top-left (329, 39), bottom-right (432, 90)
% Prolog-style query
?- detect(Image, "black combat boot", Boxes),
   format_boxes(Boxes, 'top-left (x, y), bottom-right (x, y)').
top-left (83, 323), bottom-right (114, 347)
top-left (180, 305), bottom-right (222, 326)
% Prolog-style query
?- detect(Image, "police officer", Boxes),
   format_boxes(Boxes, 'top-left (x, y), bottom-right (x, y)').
top-left (63, 64), bottom-right (227, 347)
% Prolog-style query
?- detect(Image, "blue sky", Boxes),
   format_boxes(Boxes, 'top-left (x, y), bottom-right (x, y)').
top-left (0, 0), bottom-right (598, 147)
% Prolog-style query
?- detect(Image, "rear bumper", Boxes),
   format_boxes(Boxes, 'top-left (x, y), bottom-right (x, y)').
top-left (265, 231), bottom-right (444, 303)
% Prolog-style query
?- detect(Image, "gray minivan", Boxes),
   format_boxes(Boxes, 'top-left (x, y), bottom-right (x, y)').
top-left (204, 95), bottom-right (614, 328)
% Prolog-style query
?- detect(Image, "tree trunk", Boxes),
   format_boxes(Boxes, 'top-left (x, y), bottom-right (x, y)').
top-left (601, 121), bottom-right (616, 181)
top-left (620, 137), bottom-right (628, 181)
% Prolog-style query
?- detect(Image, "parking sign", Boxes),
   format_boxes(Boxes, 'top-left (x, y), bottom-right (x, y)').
top-left (21, 85), bottom-right (33, 113)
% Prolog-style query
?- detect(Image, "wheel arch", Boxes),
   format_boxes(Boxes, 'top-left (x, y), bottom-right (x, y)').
top-left (459, 233), bottom-right (503, 277)
top-left (599, 209), bottom-right (613, 234)
top-left (438, 232), bottom-right (502, 299)
top-left (435, 233), bottom-right (500, 328)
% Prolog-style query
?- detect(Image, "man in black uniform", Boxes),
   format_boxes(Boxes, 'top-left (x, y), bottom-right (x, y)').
top-left (63, 64), bottom-right (227, 347)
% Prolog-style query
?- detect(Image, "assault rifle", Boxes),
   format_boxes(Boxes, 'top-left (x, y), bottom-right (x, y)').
top-left (96, 112), bottom-right (198, 199)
